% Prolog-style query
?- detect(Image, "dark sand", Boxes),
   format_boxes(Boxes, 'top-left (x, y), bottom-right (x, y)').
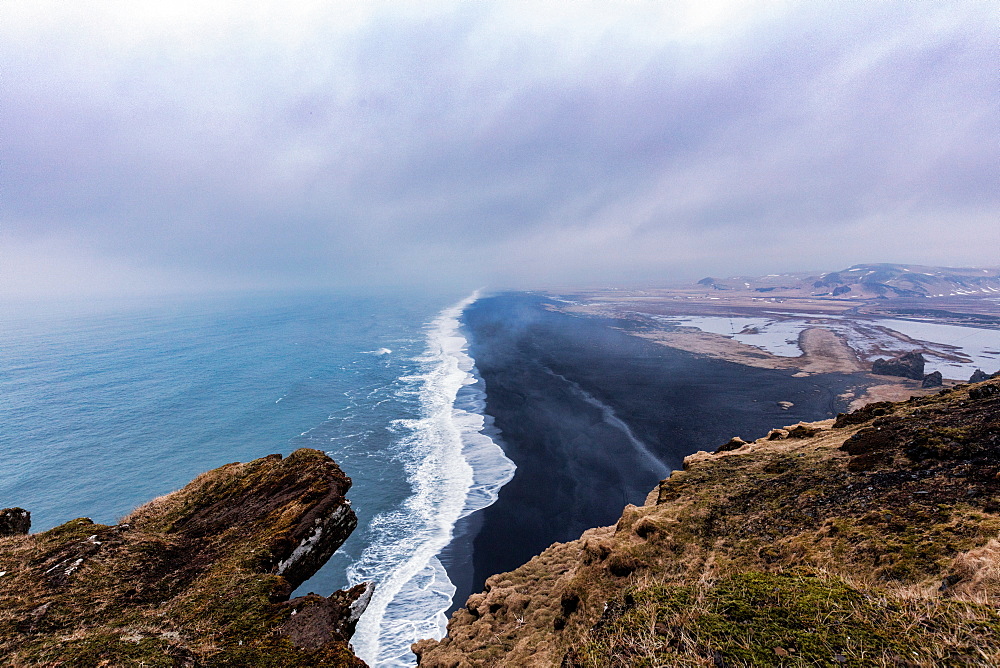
top-left (443, 293), bottom-right (865, 610)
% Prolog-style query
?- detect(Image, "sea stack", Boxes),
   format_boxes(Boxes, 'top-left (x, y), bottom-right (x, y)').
top-left (922, 370), bottom-right (943, 387)
top-left (871, 351), bottom-right (925, 380)
top-left (970, 369), bottom-right (990, 383)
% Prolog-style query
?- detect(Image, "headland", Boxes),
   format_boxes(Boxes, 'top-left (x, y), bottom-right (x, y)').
top-left (0, 449), bottom-right (371, 666)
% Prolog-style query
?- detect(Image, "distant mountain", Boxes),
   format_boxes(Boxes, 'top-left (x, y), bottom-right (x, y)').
top-left (812, 263), bottom-right (1000, 299)
top-left (697, 263), bottom-right (1000, 300)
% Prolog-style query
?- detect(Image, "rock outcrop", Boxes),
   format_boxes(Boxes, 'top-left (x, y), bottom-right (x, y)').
top-left (714, 436), bottom-right (747, 453)
top-left (921, 370), bottom-right (943, 387)
top-left (0, 448), bottom-right (368, 666)
top-left (970, 368), bottom-right (996, 383)
top-left (416, 379), bottom-right (1000, 667)
top-left (871, 350), bottom-right (925, 379)
top-left (0, 508), bottom-right (30, 536)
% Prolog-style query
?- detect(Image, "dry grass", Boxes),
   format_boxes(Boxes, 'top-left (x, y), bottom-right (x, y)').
top-left (572, 568), bottom-right (1000, 667)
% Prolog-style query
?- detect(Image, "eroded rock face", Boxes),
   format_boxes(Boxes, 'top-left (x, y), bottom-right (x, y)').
top-left (871, 351), bottom-right (925, 379)
top-left (0, 449), bottom-right (368, 667)
top-left (279, 582), bottom-right (375, 650)
top-left (715, 437), bottom-right (747, 453)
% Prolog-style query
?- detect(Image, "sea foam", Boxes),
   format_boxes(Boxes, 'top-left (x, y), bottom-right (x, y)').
top-left (348, 292), bottom-right (515, 667)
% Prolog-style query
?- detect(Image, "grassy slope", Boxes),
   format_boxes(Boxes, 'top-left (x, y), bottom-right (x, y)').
top-left (415, 379), bottom-right (1000, 667)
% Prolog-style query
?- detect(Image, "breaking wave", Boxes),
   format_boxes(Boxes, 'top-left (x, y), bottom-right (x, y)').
top-left (348, 292), bottom-right (515, 667)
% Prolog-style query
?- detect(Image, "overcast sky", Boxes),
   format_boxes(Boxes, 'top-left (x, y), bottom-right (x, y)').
top-left (2, 0), bottom-right (997, 296)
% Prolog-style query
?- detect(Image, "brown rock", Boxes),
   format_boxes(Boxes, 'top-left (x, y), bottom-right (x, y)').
top-left (970, 369), bottom-right (990, 383)
top-left (278, 582), bottom-right (374, 649)
top-left (716, 436), bottom-right (748, 452)
top-left (0, 449), bottom-right (367, 666)
top-left (921, 371), bottom-right (943, 388)
top-left (787, 424), bottom-right (822, 438)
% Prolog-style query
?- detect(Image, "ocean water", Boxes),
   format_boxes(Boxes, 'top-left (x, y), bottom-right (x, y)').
top-left (0, 290), bottom-right (513, 667)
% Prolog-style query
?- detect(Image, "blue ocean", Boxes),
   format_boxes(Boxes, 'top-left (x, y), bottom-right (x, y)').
top-left (0, 290), bottom-right (514, 667)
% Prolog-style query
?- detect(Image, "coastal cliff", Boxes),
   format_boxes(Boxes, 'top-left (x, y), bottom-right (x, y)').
top-left (0, 448), bottom-right (369, 666)
top-left (415, 378), bottom-right (1000, 667)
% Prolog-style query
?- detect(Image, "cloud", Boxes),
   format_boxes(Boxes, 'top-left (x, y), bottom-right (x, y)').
top-left (1, 0), bottom-right (997, 296)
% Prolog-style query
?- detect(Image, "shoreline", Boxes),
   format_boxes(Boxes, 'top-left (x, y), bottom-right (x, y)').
top-left (447, 293), bottom-right (866, 604)
top-left (349, 293), bottom-right (487, 666)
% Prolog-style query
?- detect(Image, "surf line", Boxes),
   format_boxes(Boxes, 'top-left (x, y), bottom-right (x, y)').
top-left (350, 291), bottom-right (515, 667)
top-left (543, 366), bottom-right (670, 479)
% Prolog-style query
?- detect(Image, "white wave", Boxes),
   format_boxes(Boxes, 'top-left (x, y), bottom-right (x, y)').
top-left (349, 291), bottom-right (516, 667)
top-left (362, 347), bottom-right (394, 355)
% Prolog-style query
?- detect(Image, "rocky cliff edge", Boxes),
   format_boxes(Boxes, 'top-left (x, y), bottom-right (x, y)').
top-left (416, 379), bottom-right (1000, 667)
top-left (0, 448), bottom-right (369, 667)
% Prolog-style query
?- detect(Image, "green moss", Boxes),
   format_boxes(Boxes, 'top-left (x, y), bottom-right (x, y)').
top-left (577, 572), bottom-right (1000, 667)
top-left (33, 633), bottom-right (178, 667)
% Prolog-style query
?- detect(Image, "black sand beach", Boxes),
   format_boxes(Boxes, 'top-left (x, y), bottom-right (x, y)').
top-left (443, 293), bottom-right (864, 609)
